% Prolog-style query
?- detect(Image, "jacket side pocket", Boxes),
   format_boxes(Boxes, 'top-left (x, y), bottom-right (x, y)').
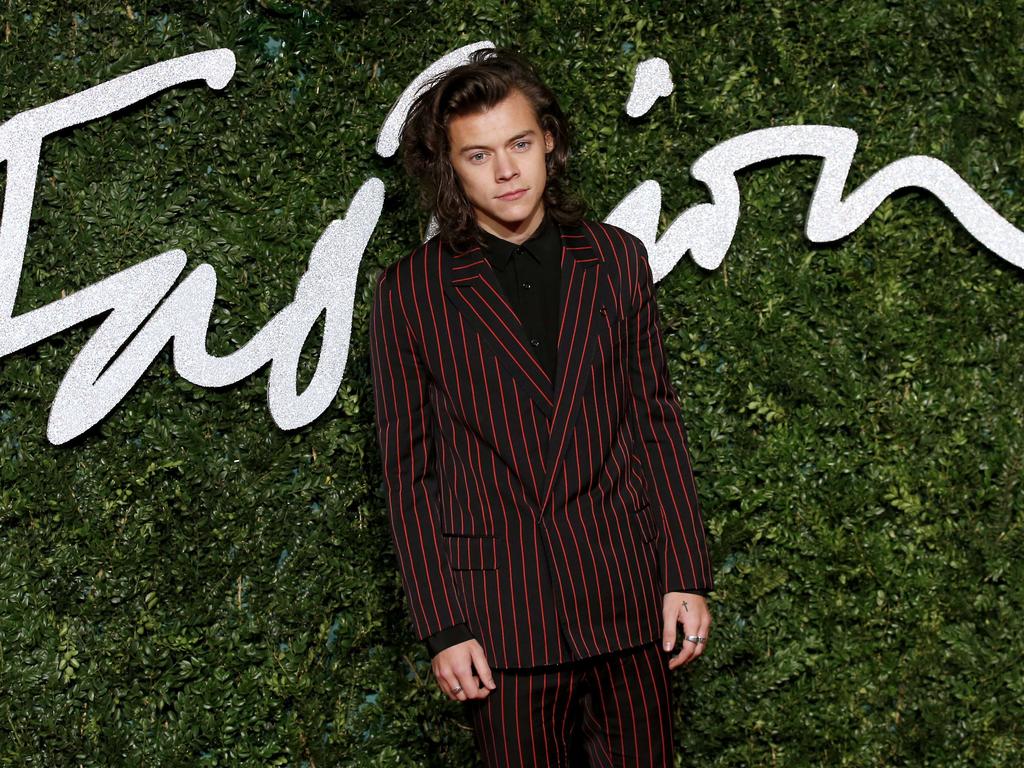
top-left (443, 534), bottom-right (499, 571)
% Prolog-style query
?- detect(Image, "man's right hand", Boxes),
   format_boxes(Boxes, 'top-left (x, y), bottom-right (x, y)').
top-left (431, 638), bottom-right (496, 701)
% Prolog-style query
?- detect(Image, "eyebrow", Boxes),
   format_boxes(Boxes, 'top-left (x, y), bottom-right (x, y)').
top-left (457, 129), bottom-right (537, 154)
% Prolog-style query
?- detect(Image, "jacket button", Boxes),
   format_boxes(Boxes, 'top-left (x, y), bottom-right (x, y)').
top-left (530, 338), bottom-right (541, 347)
top-left (521, 281), bottom-right (532, 289)
top-left (599, 305), bottom-right (608, 315)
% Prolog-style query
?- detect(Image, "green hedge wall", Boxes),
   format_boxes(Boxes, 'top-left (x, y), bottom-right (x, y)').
top-left (1, 1), bottom-right (1022, 765)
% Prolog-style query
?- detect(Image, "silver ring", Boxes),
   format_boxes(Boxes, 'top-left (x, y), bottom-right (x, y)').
top-left (685, 635), bottom-right (707, 645)
top-left (451, 685), bottom-right (463, 694)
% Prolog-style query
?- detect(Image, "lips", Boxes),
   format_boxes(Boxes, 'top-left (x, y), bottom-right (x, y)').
top-left (497, 189), bottom-right (528, 201)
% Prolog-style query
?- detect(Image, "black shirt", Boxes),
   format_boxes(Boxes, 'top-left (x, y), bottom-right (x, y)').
top-left (479, 212), bottom-right (563, 386)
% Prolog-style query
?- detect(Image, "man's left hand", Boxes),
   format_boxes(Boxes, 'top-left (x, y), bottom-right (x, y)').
top-left (662, 592), bottom-right (711, 670)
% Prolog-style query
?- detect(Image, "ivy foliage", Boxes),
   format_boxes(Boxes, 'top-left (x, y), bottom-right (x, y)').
top-left (1, 1), bottom-right (1022, 765)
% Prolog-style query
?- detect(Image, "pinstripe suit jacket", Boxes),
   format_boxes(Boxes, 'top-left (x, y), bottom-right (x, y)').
top-left (369, 219), bottom-right (713, 669)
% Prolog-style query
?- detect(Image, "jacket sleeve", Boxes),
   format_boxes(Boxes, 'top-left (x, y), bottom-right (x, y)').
top-left (369, 265), bottom-right (467, 640)
top-left (625, 238), bottom-right (715, 595)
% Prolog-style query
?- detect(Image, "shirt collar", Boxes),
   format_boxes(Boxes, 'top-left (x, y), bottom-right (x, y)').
top-left (480, 212), bottom-right (560, 273)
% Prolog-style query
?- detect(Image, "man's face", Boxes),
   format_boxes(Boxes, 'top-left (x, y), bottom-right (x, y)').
top-left (447, 89), bottom-right (555, 243)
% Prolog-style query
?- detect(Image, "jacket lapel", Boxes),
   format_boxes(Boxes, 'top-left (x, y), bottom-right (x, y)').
top-left (442, 244), bottom-right (555, 418)
top-left (440, 224), bottom-right (617, 514)
top-left (539, 223), bottom-right (618, 511)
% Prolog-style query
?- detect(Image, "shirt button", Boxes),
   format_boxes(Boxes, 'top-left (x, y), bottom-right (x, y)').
top-left (521, 281), bottom-right (532, 290)
top-left (530, 338), bottom-right (541, 347)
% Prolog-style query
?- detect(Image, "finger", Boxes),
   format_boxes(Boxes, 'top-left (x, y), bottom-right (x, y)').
top-left (442, 671), bottom-right (468, 704)
top-left (669, 640), bottom-right (695, 669)
top-left (453, 662), bottom-right (482, 700)
top-left (670, 610), bottom-right (701, 669)
top-left (661, 605), bottom-right (678, 652)
top-left (690, 612), bottom-right (712, 661)
top-left (678, 611), bottom-right (711, 666)
top-left (470, 644), bottom-right (497, 693)
top-left (434, 665), bottom-right (468, 701)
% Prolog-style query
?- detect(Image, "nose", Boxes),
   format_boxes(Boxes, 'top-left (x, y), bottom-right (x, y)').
top-left (494, 150), bottom-right (518, 182)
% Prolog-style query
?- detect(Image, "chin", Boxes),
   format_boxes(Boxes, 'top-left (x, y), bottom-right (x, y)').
top-left (501, 203), bottom-right (541, 226)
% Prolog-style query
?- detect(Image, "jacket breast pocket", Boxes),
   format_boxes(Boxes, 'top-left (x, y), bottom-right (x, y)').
top-left (443, 534), bottom-right (499, 571)
top-left (631, 502), bottom-right (658, 545)
top-left (606, 305), bottom-right (629, 350)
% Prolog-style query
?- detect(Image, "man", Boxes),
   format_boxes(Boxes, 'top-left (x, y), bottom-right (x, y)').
top-left (369, 48), bottom-right (713, 766)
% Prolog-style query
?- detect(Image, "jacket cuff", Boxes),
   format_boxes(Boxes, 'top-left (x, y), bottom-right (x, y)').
top-left (667, 587), bottom-right (710, 597)
top-left (424, 623), bottom-right (475, 658)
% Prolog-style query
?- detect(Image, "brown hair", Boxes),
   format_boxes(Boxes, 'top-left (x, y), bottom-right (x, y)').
top-left (400, 47), bottom-right (586, 250)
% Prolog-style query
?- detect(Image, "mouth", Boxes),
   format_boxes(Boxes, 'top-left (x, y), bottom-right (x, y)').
top-left (496, 188), bottom-right (528, 201)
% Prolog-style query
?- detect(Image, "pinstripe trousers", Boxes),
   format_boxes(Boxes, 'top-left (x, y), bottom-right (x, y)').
top-left (467, 641), bottom-right (674, 767)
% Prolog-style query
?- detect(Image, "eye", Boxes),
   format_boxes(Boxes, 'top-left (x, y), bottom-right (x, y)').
top-left (469, 151), bottom-right (487, 163)
top-left (513, 140), bottom-right (531, 151)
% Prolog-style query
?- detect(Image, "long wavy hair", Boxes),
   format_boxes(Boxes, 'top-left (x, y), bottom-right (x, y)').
top-left (400, 48), bottom-right (586, 250)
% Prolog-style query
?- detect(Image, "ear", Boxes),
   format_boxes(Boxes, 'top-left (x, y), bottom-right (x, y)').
top-left (544, 131), bottom-right (554, 153)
